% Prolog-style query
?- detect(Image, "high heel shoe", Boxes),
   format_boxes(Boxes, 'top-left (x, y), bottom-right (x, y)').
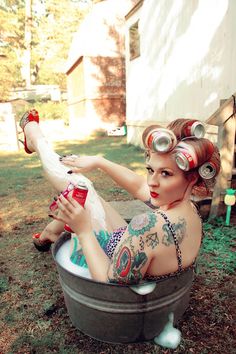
top-left (19, 109), bottom-right (39, 154)
top-left (32, 233), bottom-right (53, 252)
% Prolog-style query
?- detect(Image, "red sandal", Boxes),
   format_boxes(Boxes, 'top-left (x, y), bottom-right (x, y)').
top-left (19, 109), bottom-right (39, 154)
top-left (32, 233), bottom-right (52, 252)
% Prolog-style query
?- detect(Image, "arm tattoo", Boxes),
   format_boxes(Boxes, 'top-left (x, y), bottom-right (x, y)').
top-left (109, 235), bottom-right (148, 284)
top-left (110, 247), bottom-right (148, 284)
top-left (108, 212), bottom-right (158, 284)
top-left (128, 212), bottom-right (157, 237)
top-left (162, 217), bottom-right (186, 246)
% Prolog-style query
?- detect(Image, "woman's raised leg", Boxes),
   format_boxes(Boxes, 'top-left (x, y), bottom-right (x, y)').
top-left (21, 114), bottom-right (127, 250)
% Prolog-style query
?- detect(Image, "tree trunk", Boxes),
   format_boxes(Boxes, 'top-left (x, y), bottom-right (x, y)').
top-left (25, 0), bottom-right (32, 89)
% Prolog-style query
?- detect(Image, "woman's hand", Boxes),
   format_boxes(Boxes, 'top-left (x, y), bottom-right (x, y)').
top-left (59, 155), bottom-right (101, 174)
top-left (51, 193), bottom-right (92, 236)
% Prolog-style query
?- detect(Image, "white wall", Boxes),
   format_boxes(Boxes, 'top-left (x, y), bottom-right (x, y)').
top-left (125, 0), bottom-right (236, 144)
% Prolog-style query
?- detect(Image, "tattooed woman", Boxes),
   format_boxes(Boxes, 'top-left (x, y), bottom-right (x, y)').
top-left (19, 110), bottom-right (220, 284)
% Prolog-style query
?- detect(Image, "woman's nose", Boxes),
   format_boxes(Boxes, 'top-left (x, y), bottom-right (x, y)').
top-left (148, 174), bottom-right (159, 187)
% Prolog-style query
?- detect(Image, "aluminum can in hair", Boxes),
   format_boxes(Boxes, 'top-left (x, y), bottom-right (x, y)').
top-left (145, 128), bottom-right (177, 153)
top-left (64, 182), bottom-right (88, 233)
top-left (183, 120), bottom-right (205, 138)
top-left (174, 142), bottom-right (198, 171)
top-left (198, 162), bottom-right (216, 179)
top-left (175, 151), bottom-right (197, 171)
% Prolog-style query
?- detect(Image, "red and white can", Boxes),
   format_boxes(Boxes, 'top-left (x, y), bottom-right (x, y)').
top-left (174, 141), bottom-right (198, 171)
top-left (144, 128), bottom-right (177, 153)
top-left (64, 182), bottom-right (88, 233)
top-left (183, 120), bottom-right (205, 138)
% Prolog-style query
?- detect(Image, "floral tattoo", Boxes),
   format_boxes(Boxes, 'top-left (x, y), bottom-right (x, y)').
top-left (128, 212), bottom-right (157, 237)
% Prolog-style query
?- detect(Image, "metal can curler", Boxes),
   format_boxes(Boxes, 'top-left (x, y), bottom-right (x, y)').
top-left (198, 162), bottom-right (216, 179)
top-left (144, 128), bottom-right (177, 153)
top-left (183, 120), bottom-right (205, 138)
top-left (174, 142), bottom-right (198, 171)
top-left (64, 182), bottom-right (88, 233)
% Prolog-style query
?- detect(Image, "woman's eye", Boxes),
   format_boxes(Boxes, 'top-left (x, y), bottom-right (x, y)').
top-left (161, 170), bottom-right (171, 177)
top-left (146, 167), bottom-right (154, 175)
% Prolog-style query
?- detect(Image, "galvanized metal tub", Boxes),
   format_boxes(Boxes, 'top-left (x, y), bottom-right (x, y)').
top-left (52, 232), bottom-right (194, 344)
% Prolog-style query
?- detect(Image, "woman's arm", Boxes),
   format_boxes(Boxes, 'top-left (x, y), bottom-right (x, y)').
top-left (107, 212), bottom-right (157, 284)
top-left (60, 155), bottom-right (149, 201)
top-left (97, 157), bottom-right (149, 200)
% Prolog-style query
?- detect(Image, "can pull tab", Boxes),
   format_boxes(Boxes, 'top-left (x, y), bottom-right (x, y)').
top-left (129, 282), bottom-right (156, 295)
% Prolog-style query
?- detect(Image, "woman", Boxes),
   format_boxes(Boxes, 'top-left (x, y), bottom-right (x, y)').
top-left (19, 110), bottom-right (220, 284)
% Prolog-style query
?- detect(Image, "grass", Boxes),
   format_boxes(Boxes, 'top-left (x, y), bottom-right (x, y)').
top-left (199, 218), bottom-right (236, 276)
top-left (1, 135), bottom-right (235, 354)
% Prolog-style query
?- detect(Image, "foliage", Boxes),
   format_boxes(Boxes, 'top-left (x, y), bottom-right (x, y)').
top-left (0, 3), bottom-right (26, 100)
top-left (0, 0), bottom-right (91, 100)
top-left (0, 276), bottom-right (9, 293)
top-left (32, 0), bottom-right (90, 87)
top-left (197, 217), bottom-right (236, 276)
top-left (13, 100), bottom-right (69, 123)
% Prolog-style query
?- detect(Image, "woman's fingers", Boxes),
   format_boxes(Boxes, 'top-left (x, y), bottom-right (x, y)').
top-left (57, 193), bottom-right (82, 213)
top-left (59, 155), bottom-right (80, 165)
top-left (57, 194), bottom-right (72, 212)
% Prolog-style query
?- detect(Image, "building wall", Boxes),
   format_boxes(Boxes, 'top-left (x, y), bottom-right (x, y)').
top-left (67, 57), bottom-right (86, 127)
top-left (84, 56), bottom-right (125, 128)
top-left (67, 56), bottom-right (125, 134)
top-left (125, 0), bottom-right (236, 145)
top-left (66, 0), bottom-right (137, 135)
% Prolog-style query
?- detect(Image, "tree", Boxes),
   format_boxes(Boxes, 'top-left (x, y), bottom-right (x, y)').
top-left (0, 1), bottom-right (26, 101)
top-left (31, 0), bottom-right (90, 89)
top-left (0, 0), bottom-right (91, 100)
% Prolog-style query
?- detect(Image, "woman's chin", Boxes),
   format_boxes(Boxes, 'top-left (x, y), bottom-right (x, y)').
top-left (150, 198), bottom-right (161, 208)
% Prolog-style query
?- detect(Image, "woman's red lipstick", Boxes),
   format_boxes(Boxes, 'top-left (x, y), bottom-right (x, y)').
top-left (150, 192), bottom-right (159, 198)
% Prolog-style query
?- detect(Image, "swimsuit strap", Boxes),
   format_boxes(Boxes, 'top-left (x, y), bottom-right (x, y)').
top-left (155, 210), bottom-right (183, 272)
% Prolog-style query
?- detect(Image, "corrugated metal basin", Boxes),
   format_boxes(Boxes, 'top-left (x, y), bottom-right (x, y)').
top-left (52, 232), bottom-right (194, 343)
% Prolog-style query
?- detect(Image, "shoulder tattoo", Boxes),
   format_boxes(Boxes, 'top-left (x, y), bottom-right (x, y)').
top-left (146, 232), bottom-right (159, 249)
top-left (162, 217), bottom-right (187, 246)
top-left (128, 212), bottom-right (157, 237)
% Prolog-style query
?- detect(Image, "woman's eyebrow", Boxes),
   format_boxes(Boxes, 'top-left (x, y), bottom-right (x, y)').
top-left (146, 164), bottom-right (174, 172)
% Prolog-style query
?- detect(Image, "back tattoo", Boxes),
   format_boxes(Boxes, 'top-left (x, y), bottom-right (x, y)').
top-left (162, 217), bottom-right (186, 246)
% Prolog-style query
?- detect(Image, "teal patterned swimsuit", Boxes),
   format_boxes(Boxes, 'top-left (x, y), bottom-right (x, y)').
top-left (70, 229), bottom-right (112, 268)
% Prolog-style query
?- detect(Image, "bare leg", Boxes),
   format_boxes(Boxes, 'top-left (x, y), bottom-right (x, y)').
top-left (23, 122), bottom-right (127, 245)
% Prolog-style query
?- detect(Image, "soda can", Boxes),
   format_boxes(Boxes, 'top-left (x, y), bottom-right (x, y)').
top-left (175, 151), bottom-right (196, 171)
top-left (198, 162), bottom-right (216, 179)
top-left (174, 142), bottom-right (198, 171)
top-left (71, 182), bottom-right (88, 207)
top-left (183, 120), bottom-right (205, 138)
top-left (144, 128), bottom-right (177, 153)
top-left (64, 182), bottom-right (88, 233)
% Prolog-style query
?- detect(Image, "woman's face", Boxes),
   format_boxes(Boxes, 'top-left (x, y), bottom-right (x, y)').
top-left (146, 151), bottom-right (190, 208)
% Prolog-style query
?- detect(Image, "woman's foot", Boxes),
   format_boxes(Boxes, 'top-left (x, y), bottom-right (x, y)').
top-left (19, 109), bottom-right (39, 154)
top-left (32, 220), bottom-right (64, 252)
top-left (33, 233), bottom-right (52, 252)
